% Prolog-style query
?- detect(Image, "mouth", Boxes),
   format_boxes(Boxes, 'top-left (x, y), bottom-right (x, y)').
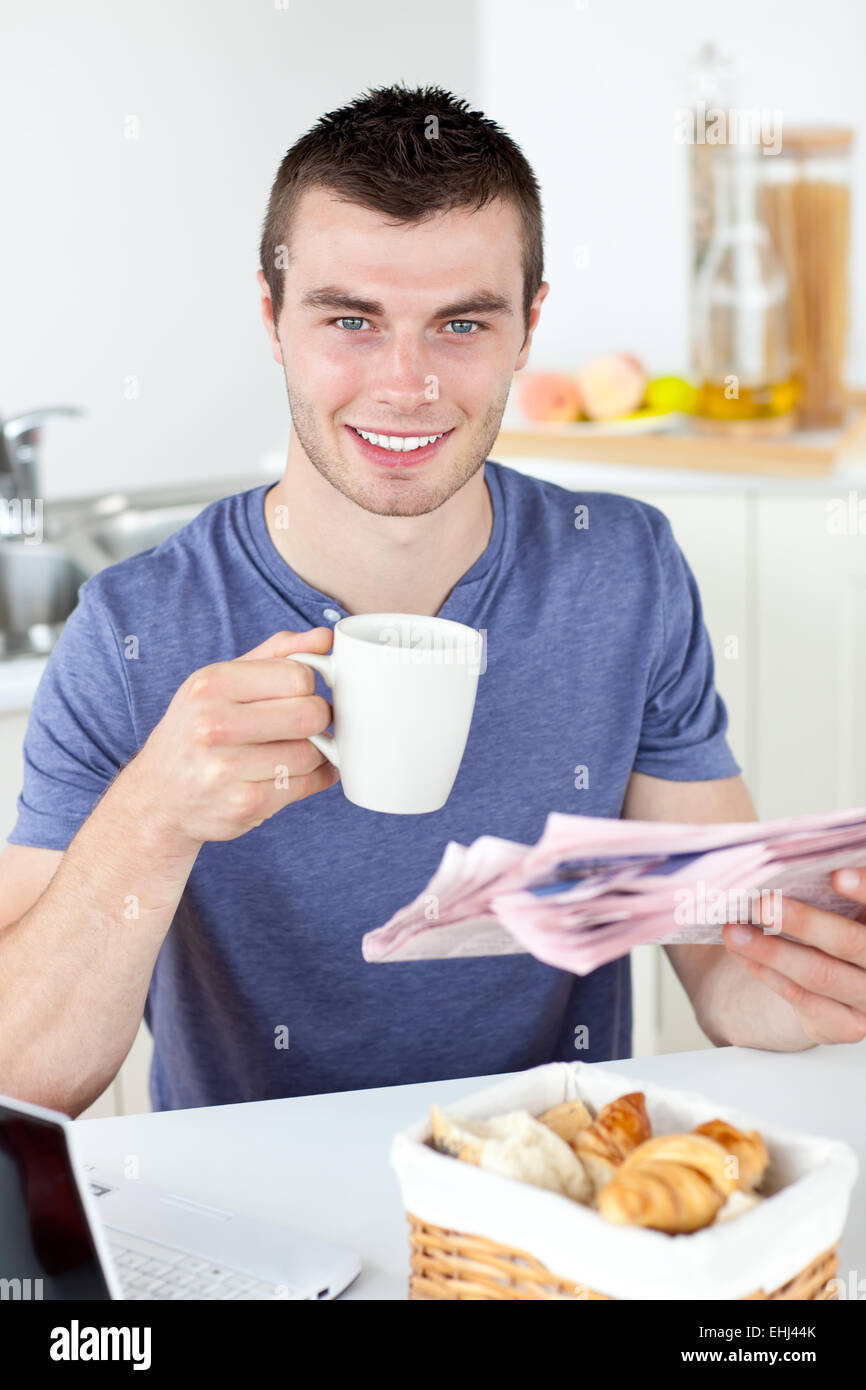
top-left (344, 424), bottom-right (455, 467)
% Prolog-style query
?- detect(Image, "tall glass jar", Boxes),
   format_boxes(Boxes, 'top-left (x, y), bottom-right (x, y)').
top-left (758, 127), bottom-right (853, 428)
top-left (691, 137), bottom-right (799, 432)
top-left (686, 42), bottom-right (741, 285)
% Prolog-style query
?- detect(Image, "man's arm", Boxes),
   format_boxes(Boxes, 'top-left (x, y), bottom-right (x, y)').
top-left (621, 770), bottom-right (818, 1051)
top-left (0, 629), bottom-right (338, 1117)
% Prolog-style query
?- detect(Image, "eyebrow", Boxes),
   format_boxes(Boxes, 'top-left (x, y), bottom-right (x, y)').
top-left (298, 287), bottom-right (514, 320)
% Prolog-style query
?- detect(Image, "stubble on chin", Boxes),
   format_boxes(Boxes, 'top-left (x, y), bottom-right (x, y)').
top-left (286, 386), bottom-right (508, 518)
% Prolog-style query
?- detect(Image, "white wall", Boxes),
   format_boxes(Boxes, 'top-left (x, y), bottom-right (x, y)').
top-left (478, 0), bottom-right (866, 382)
top-left (0, 0), bottom-right (476, 500)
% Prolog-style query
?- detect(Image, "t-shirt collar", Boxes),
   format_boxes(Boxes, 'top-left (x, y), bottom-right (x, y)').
top-left (241, 462), bottom-right (506, 622)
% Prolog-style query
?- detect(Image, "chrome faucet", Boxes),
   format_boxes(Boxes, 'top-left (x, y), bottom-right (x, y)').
top-left (0, 405), bottom-right (83, 507)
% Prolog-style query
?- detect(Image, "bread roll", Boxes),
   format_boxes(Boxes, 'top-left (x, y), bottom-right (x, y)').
top-left (429, 1105), bottom-right (593, 1204)
top-left (536, 1098), bottom-right (593, 1146)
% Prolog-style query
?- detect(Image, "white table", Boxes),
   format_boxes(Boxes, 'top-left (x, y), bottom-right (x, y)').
top-left (76, 1040), bottom-right (866, 1300)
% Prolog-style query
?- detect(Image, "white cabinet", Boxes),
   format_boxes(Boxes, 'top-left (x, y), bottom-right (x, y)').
top-left (754, 494), bottom-right (866, 818)
top-left (0, 711), bottom-right (30, 844)
top-left (115, 1025), bottom-right (154, 1116)
top-left (616, 489), bottom-right (751, 782)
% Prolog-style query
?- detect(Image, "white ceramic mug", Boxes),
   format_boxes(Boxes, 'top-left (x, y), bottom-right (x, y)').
top-left (289, 612), bottom-right (484, 814)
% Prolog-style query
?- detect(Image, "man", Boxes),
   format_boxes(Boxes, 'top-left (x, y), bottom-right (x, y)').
top-left (1, 85), bottom-right (864, 1117)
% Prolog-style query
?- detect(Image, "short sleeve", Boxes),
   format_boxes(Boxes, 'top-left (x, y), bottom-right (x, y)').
top-left (631, 509), bottom-right (741, 782)
top-left (6, 577), bottom-right (139, 851)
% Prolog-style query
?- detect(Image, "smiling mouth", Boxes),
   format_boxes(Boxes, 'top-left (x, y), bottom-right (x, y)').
top-left (347, 425), bottom-right (453, 454)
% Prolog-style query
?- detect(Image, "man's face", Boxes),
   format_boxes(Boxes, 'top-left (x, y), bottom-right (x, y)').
top-left (259, 186), bottom-right (546, 517)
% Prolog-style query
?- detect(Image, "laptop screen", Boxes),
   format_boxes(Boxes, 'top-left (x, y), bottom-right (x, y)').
top-left (0, 1103), bottom-right (111, 1300)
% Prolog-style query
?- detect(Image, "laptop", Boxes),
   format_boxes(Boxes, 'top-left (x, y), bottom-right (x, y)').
top-left (0, 1093), bottom-right (361, 1300)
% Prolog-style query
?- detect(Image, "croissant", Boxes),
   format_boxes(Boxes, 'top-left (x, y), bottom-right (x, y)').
top-left (598, 1159), bottom-right (725, 1233)
top-left (574, 1092), bottom-right (652, 1193)
top-left (536, 1098), bottom-right (593, 1147)
top-left (618, 1133), bottom-right (738, 1197)
top-left (693, 1119), bottom-right (769, 1191)
top-left (598, 1132), bottom-right (738, 1233)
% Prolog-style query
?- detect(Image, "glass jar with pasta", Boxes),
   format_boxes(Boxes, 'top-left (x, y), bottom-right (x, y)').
top-left (759, 127), bottom-right (854, 429)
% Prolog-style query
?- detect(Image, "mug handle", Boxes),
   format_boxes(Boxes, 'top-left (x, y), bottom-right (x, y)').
top-left (286, 652), bottom-right (340, 767)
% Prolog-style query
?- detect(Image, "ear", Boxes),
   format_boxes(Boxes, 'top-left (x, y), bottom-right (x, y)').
top-left (257, 269), bottom-right (284, 366)
top-left (514, 281), bottom-right (550, 372)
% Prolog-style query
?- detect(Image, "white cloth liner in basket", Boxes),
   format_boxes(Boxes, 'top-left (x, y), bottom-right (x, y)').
top-left (390, 1062), bottom-right (858, 1300)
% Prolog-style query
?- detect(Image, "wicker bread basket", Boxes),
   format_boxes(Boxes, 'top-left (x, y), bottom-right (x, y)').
top-left (406, 1217), bottom-right (840, 1300)
top-left (391, 1063), bottom-right (858, 1301)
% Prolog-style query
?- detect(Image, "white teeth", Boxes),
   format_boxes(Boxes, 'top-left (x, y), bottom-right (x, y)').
top-left (352, 427), bottom-right (445, 452)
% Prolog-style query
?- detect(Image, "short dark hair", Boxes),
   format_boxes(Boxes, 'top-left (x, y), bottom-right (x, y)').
top-left (259, 82), bottom-right (544, 339)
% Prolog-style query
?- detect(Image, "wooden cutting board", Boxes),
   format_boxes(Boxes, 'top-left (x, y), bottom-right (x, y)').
top-left (493, 389), bottom-right (866, 478)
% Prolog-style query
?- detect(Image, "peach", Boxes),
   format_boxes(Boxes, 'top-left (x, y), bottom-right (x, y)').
top-left (517, 371), bottom-right (582, 423)
top-left (574, 354), bottom-right (649, 421)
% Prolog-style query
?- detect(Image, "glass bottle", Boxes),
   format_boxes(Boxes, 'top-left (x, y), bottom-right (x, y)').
top-left (686, 42), bottom-right (740, 283)
top-left (692, 136), bottom-right (799, 431)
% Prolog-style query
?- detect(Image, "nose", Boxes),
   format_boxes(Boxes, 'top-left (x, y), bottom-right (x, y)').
top-left (369, 329), bottom-right (436, 413)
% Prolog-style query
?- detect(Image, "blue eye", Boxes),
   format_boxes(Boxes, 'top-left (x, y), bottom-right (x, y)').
top-left (330, 316), bottom-right (482, 335)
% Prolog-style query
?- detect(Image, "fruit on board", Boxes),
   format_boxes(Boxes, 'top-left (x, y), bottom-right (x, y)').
top-left (517, 371), bottom-right (582, 423)
top-left (644, 376), bottom-right (699, 413)
top-left (574, 354), bottom-right (649, 421)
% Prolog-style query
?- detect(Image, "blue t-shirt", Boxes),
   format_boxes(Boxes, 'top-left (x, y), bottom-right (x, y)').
top-left (8, 461), bottom-right (740, 1110)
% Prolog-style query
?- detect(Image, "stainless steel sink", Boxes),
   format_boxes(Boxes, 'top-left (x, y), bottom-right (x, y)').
top-left (0, 543), bottom-right (91, 658)
top-left (71, 500), bottom-right (213, 564)
top-left (0, 471), bottom-right (274, 660)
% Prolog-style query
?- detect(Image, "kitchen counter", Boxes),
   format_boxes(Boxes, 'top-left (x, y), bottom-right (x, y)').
top-left (490, 452), bottom-right (866, 493)
top-left (492, 388), bottom-right (866, 483)
top-left (76, 1038), bottom-right (866, 1301)
top-left (0, 656), bottom-right (49, 715)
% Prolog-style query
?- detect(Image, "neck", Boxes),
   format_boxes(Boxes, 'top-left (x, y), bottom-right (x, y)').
top-left (263, 434), bottom-right (494, 617)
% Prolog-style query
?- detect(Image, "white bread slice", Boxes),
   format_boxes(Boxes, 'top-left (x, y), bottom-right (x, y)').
top-left (429, 1105), bottom-right (593, 1204)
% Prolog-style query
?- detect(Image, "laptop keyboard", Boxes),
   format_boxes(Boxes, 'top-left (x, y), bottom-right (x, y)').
top-left (106, 1229), bottom-right (304, 1300)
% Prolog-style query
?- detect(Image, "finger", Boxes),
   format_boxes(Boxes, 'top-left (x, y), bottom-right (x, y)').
top-left (235, 627), bottom-right (334, 662)
top-left (191, 694), bottom-right (332, 747)
top-left (737, 955), bottom-right (866, 1045)
top-left (832, 867), bottom-right (866, 919)
top-left (276, 759), bottom-right (341, 804)
top-left (722, 920), bottom-right (866, 1012)
top-left (190, 632), bottom-right (333, 703)
top-left (747, 893), bottom-right (866, 968)
top-left (214, 738), bottom-right (330, 783)
top-left (188, 659), bottom-right (319, 706)
top-left (245, 760), bottom-right (341, 826)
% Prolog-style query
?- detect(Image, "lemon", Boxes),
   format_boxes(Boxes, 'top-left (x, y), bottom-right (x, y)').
top-left (644, 376), bottom-right (699, 413)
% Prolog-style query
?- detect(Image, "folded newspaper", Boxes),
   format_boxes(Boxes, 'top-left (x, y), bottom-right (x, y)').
top-left (361, 805), bottom-right (866, 975)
